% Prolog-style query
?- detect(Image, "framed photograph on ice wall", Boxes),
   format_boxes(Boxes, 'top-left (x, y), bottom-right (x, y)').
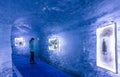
top-left (48, 37), bottom-right (59, 51)
top-left (14, 37), bottom-right (25, 47)
top-left (96, 22), bottom-right (118, 73)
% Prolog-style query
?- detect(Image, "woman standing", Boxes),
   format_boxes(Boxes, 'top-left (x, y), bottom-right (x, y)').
top-left (29, 38), bottom-right (36, 64)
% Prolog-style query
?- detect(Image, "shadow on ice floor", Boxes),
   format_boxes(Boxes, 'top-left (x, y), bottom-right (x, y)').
top-left (12, 55), bottom-right (71, 77)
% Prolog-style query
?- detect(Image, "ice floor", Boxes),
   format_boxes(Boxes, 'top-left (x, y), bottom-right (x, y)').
top-left (12, 55), bottom-right (71, 77)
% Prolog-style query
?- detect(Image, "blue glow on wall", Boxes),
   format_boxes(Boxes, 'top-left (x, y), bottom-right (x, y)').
top-left (1, 0), bottom-right (120, 77)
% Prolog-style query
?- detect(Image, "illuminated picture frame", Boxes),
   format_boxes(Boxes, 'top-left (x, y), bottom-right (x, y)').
top-left (14, 37), bottom-right (25, 47)
top-left (96, 23), bottom-right (118, 73)
top-left (48, 37), bottom-right (59, 51)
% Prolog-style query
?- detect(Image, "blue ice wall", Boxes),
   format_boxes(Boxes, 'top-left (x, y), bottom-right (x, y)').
top-left (0, 1), bottom-right (12, 77)
top-left (11, 0), bottom-right (120, 77)
top-left (0, 25), bottom-right (12, 77)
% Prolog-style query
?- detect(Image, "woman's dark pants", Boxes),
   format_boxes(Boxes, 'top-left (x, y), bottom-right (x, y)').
top-left (30, 52), bottom-right (34, 63)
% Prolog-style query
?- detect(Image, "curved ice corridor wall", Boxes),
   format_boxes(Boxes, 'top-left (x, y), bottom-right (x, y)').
top-left (0, 1), bottom-right (12, 77)
top-left (0, 25), bottom-right (12, 76)
top-left (1, 0), bottom-right (120, 77)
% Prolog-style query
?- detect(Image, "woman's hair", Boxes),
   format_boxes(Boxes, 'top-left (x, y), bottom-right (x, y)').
top-left (30, 38), bottom-right (34, 42)
top-left (31, 38), bottom-right (34, 40)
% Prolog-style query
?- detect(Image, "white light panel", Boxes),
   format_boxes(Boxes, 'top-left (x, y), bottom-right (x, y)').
top-left (96, 23), bottom-right (117, 73)
top-left (15, 37), bottom-right (25, 47)
top-left (48, 37), bottom-right (59, 51)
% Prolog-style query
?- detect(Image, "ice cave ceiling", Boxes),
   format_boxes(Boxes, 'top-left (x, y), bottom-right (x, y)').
top-left (0, 0), bottom-right (120, 36)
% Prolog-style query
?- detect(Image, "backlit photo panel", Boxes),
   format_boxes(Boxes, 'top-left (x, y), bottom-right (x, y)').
top-left (15, 37), bottom-right (25, 47)
top-left (96, 23), bottom-right (117, 73)
top-left (48, 37), bottom-right (59, 51)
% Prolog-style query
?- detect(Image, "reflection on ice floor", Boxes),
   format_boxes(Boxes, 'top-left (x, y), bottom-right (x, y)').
top-left (12, 55), bottom-right (71, 77)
